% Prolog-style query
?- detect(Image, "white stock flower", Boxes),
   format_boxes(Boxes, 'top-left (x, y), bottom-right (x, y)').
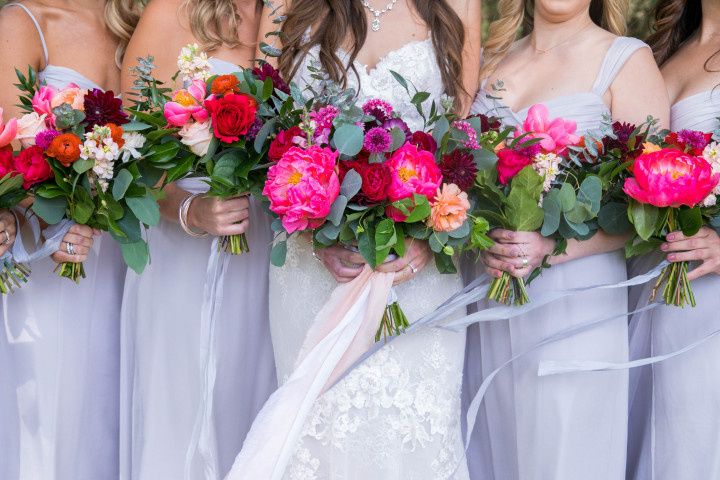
top-left (177, 43), bottom-right (211, 84)
top-left (80, 125), bottom-right (120, 192)
top-left (532, 152), bottom-right (562, 192)
top-left (121, 132), bottom-right (146, 162)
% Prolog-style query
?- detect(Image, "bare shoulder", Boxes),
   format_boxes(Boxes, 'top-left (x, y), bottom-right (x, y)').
top-left (0, 3), bottom-right (45, 68)
top-left (446, 0), bottom-right (480, 17)
top-left (0, 2), bottom-right (42, 38)
top-left (135, 0), bottom-right (186, 32)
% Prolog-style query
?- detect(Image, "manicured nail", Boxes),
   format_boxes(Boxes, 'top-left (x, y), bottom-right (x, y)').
top-left (668, 254), bottom-right (676, 261)
top-left (661, 243), bottom-right (668, 251)
top-left (667, 234), bottom-right (675, 241)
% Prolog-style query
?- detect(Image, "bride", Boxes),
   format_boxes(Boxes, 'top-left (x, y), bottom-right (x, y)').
top-left (229, 0), bottom-right (480, 478)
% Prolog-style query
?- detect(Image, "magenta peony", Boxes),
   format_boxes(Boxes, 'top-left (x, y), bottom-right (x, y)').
top-left (520, 104), bottom-right (580, 154)
top-left (263, 146), bottom-right (340, 233)
top-left (623, 148), bottom-right (720, 208)
top-left (385, 142), bottom-right (442, 221)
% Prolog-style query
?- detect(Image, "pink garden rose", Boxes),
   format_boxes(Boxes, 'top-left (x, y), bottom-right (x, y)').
top-left (15, 112), bottom-right (48, 148)
top-left (0, 108), bottom-right (18, 149)
top-left (263, 145), bottom-right (340, 233)
top-left (623, 148), bottom-right (720, 208)
top-left (520, 104), bottom-right (580, 154)
top-left (163, 79), bottom-right (209, 127)
top-left (385, 142), bottom-right (442, 221)
top-left (179, 120), bottom-right (213, 156)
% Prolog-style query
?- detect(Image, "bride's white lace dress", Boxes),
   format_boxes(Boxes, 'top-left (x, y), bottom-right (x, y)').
top-left (269, 38), bottom-right (469, 480)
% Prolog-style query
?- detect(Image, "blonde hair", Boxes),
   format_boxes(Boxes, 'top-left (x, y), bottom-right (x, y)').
top-left (181, 0), bottom-right (261, 51)
top-left (481, 0), bottom-right (629, 79)
top-left (105, 0), bottom-right (146, 66)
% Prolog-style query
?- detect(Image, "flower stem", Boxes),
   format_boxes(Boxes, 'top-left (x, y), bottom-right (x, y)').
top-left (375, 301), bottom-right (410, 342)
top-left (488, 272), bottom-right (530, 306)
top-left (54, 261), bottom-right (85, 283)
top-left (0, 259), bottom-right (30, 294)
top-left (220, 233), bottom-right (250, 255)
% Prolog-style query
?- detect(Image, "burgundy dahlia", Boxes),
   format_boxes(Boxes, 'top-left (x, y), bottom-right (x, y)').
top-left (252, 63), bottom-right (290, 94)
top-left (603, 122), bottom-right (644, 158)
top-left (362, 99), bottom-right (394, 123)
top-left (468, 113), bottom-right (501, 133)
top-left (440, 149), bottom-right (478, 191)
top-left (83, 89), bottom-right (128, 130)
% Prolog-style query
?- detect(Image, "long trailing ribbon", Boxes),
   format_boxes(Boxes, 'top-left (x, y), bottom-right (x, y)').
top-left (10, 208), bottom-right (74, 264)
top-left (177, 178), bottom-right (231, 480)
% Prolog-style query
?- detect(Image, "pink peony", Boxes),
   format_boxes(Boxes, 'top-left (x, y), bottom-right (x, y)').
top-left (0, 108), bottom-right (18, 148)
top-left (520, 104), bottom-right (580, 154)
top-left (263, 146), bottom-right (340, 233)
top-left (163, 79), bottom-right (208, 127)
top-left (623, 148), bottom-right (720, 208)
top-left (385, 142), bottom-right (442, 221)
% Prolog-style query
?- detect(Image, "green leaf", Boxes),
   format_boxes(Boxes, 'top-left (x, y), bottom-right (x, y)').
top-left (122, 121), bottom-right (152, 132)
top-left (147, 141), bottom-right (181, 164)
top-left (254, 117), bottom-right (277, 153)
top-left (212, 151), bottom-right (240, 180)
top-left (411, 91), bottom-right (431, 105)
top-left (389, 127), bottom-right (406, 152)
top-left (432, 117), bottom-right (450, 147)
top-left (340, 168), bottom-right (362, 199)
top-left (315, 222), bottom-right (341, 245)
top-left (470, 217), bottom-right (494, 250)
top-left (126, 191), bottom-right (161, 226)
top-left (32, 196), bottom-right (67, 224)
top-left (374, 218), bottom-right (396, 265)
top-left (72, 159), bottom-right (94, 174)
top-left (434, 251), bottom-right (457, 274)
top-left (270, 240), bottom-right (288, 266)
top-left (576, 176), bottom-right (602, 215)
top-left (332, 124), bottom-right (364, 157)
top-left (541, 189), bottom-right (562, 236)
top-left (112, 169), bottom-right (135, 200)
top-left (558, 182), bottom-right (576, 212)
top-left (120, 241), bottom-right (149, 274)
top-left (71, 187), bottom-right (95, 224)
top-left (678, 207), bottom-right (703, 237)
top-left (403, 194), bottom-right (431, 223)
top-left (429, 231), bottom-right (448, 253)
top-left (598, 202), bottom-right (631, 235)
top-left (326, 195), bottom-right (348, 226)
top-left (111, 208), bottom-right (142, 243)
top-left (628, 201), bottom-right (659, 241)
top-left (565, 201), bottom-right (593, 224)
top-left (448, 220), bottom-right (471, 239)
top-left (472, 148), bottom-right (498, 170)
top-left (389, 70), bottom-right (410, 93)
top-left (505, 167), bottom-right (544, 231)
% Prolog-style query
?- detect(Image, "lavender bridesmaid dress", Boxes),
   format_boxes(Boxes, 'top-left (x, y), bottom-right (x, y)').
top-left (463, 37), bottom-right (649, 480)
top-left (0, 4), bottom-right (123, 479)
top-left (627, 89), bottom-right (720, 480)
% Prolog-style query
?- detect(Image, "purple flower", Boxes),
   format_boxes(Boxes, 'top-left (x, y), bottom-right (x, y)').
top-left (362, 99), bottom-right (394, 123)
top-left (310, 105), bottom-right (339, 132)
top-left (247, 118), bottom-right (263, 140)
top-left (517, 142), bottom-right (542, 158)
top-left (452, 120), bottom-right (480, 150)
top-left (381, 118), bottom-right (411, 141)
top-left (677, 129), bottom-right (711, 152)
top-left (363, 127), bottom-right (392, 154)
top-left (35, 129), bottom-right (60, 150)
top-left (83, 89), bottom-right (128, 130)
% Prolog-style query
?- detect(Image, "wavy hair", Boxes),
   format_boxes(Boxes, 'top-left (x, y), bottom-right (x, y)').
top-left (180, 0), bottom-right (263, 52)
top-left (482, 0), bottom-right (629, 79)
top-left (278, 0), bottom-right (466, 102)
top-left (105, 0), bottom-right (145, 65)
top-left (647, 0), bottom-right (706, 66)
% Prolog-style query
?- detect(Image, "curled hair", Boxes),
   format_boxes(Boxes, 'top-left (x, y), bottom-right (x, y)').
top-left (105, 0), bottom-right (145, 65)
top-left (181, 0), bottom-right (262, 51)
top-left (481, 0), bottom-right (629, 79)
top-left (278, 0), bottom-right (466, 103)
top-left (647, 0), bottom-right (704, 66)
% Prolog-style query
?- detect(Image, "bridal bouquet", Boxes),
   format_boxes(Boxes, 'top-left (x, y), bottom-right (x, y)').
top-left (620, 129), bottom-right (720, 307)
top-left (474, 104), bottom-right (610, 305)
top-left (265, 85), bottom-right (493, 339)
top-left (9, 68), bottom-right (156, 281)
top-left (127, 44), bottom-right (288, 254)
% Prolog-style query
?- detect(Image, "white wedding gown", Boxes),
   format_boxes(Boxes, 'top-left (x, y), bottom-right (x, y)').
top-left (268, 38), bottom-right (469, 479)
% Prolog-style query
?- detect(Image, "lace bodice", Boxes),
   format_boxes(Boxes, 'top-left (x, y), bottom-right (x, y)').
top-left (293, 38), bottom-right (444, 131)
top-left (671, 90), bottom-right (720, 131)
top-left (472, 36), bottom-right (649, 135)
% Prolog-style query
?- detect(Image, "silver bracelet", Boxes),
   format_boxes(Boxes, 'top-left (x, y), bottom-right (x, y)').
top-left (178, 193), bottom-right (208, 238)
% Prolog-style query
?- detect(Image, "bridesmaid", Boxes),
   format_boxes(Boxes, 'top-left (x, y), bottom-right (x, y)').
top-left (119, 1), bottom-right (276, 478)
top-left (627, 1), bottom-right (720, 479)
top-left (0, 1), bottom-right (142, 478)
top-left (463, 1), bottom-right (668, 479)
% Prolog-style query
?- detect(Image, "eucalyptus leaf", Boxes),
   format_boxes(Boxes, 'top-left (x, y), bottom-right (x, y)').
top-left (332, 124), bottom-right (364, 157)
top-left (32, 196), bottom-right (67, 224)
top-left (112, 169), bottom-right (134, 200)
top-left (628, 201), bottom-right (659, 241)
top-left (270, 240), bottom-right (288, 266)
top-left (326, 194), bottom-right (348, 226)
top-left (120, 241), bottom-right (149, 274)
top-left (340, 168), bottom-right (362, 199)
top-left (577, 176), bottom-right (602, 215)
top-left (72, 159), bottom-right (94, 174)
top-left (541, 189), bottom-right (562, 236)
top-left (126, 191), bottom-right (161, 226)
top-left (598, 202), bottom-right (631, 235)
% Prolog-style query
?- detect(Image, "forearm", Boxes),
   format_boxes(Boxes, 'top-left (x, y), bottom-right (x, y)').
top-left (551, 231), bottom-right (630, 266)
top-left (158, 183), bottom-right (190, 225)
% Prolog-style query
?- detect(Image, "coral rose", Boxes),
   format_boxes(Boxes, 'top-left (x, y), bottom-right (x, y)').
top-left (164, 79), bottom-right (209, 127)
top-left (428, 183), bottom-right (471, 232)
top-left (211, 74), bottom-right (240, 95)
top-left (496, 148), bottom-right (533, 185)
top-left (623, 148), bottom-right (720, 208)
top-left (14, 146), bottom-right (52, 188)
top-left (385, 142), bottom-right (442, 221)
top-left (51, 84), bottom-right (87, 111)
top-left (0, 108), bottom-right (18, 149)
top-left (15, 112), bottom-right (49, 148)
top-left (46, 133), bottom-right (82, 167)
top-left (204, 93), bottom-right (258, 143)
top-left (179, 120), bottom-right (214, 156)
top-left (263, 146), bottom-right (340, 233)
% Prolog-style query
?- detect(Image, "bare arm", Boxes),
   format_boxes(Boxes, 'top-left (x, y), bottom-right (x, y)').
top-left (449, 0), bottom-right (482, 115)
top-left (255, 0), bottom-right (289, 67)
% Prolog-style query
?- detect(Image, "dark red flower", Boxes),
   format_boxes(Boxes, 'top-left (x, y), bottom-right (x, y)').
top-left (440, 149), bottom-right (478, 191)
top-left (13, 146), bottom-right (52, 189)
top-left (409, 131), bottom-right (437, 154)
top-left (381, 118), bottom-right (411, 141)
top-left (205, 93), bottom-right (258, 143)
top-left (83, 89), bottom-right (128, 130)
top-left (339, 151), bottom-right (390, 204)
top-left (603, 121), bottom-right (644, 158)
top-left (468, 113), bottom-right (501, 133)
top-left (0, 150), bottom-right (16, 177)
top-left (252, 63), bottom-right (290, 94)
top-left (496, 148), bottom-right (532, 185)
top-left (269, 126), bottom-right (304, 161)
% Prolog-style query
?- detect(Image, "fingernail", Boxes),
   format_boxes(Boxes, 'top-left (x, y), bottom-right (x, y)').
top-left (668, 254), bottom-right (675, 261)
top-left (667, 234), bottom-right (675, 241)
top-left (661, 243), bottom-right (668, 251)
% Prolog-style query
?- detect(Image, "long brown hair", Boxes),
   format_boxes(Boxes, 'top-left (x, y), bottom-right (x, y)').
top-left (278, 0), bottom-right (466, 101)
top-left (181, 0), bottom-right (263, 51)
top-left (647, 0), bottom-right (704, 66)
top-left (482, 0), bottom-right (628, 79)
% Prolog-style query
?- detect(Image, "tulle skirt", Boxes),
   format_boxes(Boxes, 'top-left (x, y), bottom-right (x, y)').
top-left (0, 234), bottom-right (125, 480)
top-left (463, 251), bottom-right (629, 480)
top-left (119, 195), bottom-right (276, 480)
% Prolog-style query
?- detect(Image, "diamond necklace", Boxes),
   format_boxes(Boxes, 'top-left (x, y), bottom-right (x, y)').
top-left (362, 0), bottom-right (398, 32)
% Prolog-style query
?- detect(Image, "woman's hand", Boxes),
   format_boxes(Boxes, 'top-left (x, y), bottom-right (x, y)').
top-left (187, 195), bottom-right (250, 237)
top-left (481, 229), bottom-right (555, 279)
top-left (662, 227), bottom-right (720, 280)
top-left (0, 210), bottom-right (17, 256)
top-left (375, 240), bottom-right (432, 286)
top-left (314, 245), bottom-right (367, 283)
top-left (51, 224), bottom-right (96, 264)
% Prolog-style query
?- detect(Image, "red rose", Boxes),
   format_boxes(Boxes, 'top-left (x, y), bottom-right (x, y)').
top-left (269, 126), bottom-right (304, 162)
top-left (339, 153), bottom-right (391, 204)
top-left (496, 148), bottom-right (533, 185)
top-left (409, 131), bottom-right (437, 154)
top-left (14, 146), bottom-right (52, 189)
top-left (0, 150), bottom-right (16, 178)
top-left (205, 93), bottom-right (258, 143)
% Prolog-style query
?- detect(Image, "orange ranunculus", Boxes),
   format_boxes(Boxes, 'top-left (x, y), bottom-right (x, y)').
top-left (211, 74), bottom-right (240, 95)
top-left (428, 183), bottom-right (471, 232)
top-left (642, 142), bottom-right (661, 154)
top-left (107, 123), bottom-right (125, 148)
top-left (46, 133), bottom-right (82, 167)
